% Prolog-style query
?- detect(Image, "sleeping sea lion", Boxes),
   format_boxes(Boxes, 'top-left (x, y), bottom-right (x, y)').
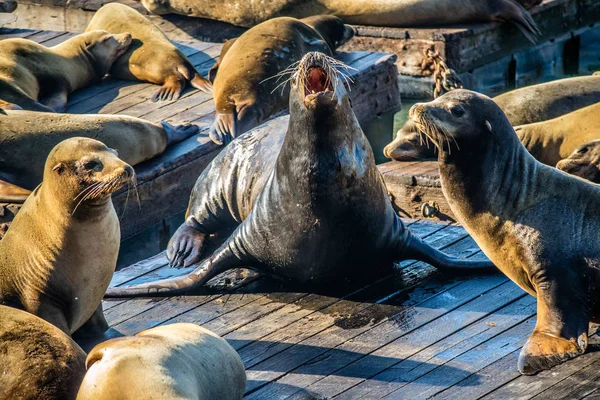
top-left (385, 74), bottom-right (600, 161)
top-left (86, 3), bottom-right (211, 102)
top-left (410, 89), bottom-right (600, 375)
top-left (0, 138), bottom-right (134, 337)
top-left (208, 15), bottom-right (354, 145)
top-left (0, 305), bottom-right (86, 400)
top-left (105, 52), bottom-right (493, 298)
top-left (76, 323), bottom-right (246, 400)
top-left (139, 0), bottom-right (540, 43)
top-left (0, 109), bottom-right (197, 196)
top-left (0, 30), bottom-right (132, 112)
top-left (556, 140), bottom-right (600, 183)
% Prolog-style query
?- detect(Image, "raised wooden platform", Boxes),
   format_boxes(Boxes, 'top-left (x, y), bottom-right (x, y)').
top-left (0, 28), bottom-right (401, 265)
top-left (12, 0), bottom-right (600, 97)
top-left (94, 219), bottom-right (600, 399)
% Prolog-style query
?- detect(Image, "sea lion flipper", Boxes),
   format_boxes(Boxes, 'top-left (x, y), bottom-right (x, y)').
top-left (166, 222), bottom-right (207, 268)
top-left (190, 72), bottom-right (213, 93)
top-left (151, 76), bottom-right (185, 102)
top-left (160, 121), bottom-right (200, 146)
top-left (209, 113), bottom-right (237, 145)
top-left (518, 291), bottom-right (588, 374)
top-left (498, 0), bottom-right (541, 44)
top-left (0, 179), bottom-right (31, 203)
top-left (40, 89), bottom-right (68, 112)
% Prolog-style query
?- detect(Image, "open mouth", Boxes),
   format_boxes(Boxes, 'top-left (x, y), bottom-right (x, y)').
top-left (304, 66), bottom-right (333, 97)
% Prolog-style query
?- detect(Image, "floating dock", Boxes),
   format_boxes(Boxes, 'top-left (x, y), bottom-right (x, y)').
top-left (99, 219), bottom-right (600, 399)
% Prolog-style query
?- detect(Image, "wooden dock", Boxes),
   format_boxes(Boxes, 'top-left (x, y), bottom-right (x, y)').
top-left (0, 28), bottom-right (401, 265)
top-left (97, 219), bottom-right (600, 399)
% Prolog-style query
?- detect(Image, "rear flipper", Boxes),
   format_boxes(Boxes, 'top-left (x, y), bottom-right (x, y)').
top-left (402, 232), bottom-right (496, 270)
top-left (0, 179), bottom-right (31, 203)
top-left (166, 220), bottom-right (207, 268)
top-left (178, 63), bottom-right (212, 93)
top-left (495, 0), bottom-right (541, 44)
top-left (151, 76), bottom-right (185, 102)
top-left (518, 280), bottom-right (588, 375)
top-left (104, 238), bottom-right (245, 298)
top-left (160, 121), bottom-right (199, 146)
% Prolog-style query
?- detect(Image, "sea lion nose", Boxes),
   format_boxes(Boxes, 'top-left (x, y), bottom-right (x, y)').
top-left (409, 104), bottom-right (424, 119)
top-left (124, 165), bottom-right (134, 178)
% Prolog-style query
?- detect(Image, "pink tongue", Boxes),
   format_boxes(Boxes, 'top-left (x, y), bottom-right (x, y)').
top-left (307, 67), bottom-right (327, 92)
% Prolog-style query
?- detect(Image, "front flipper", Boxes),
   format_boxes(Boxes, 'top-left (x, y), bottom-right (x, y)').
top-left (0, 179), bottom-right (31, 203)
top-left (167, 220), bottom-right (207, 268)
top-left (160, 121), bottom-right (199, 146)
top-left (104, 237), bottom-right (246, 298)
top-left (518, 282), bottom-right (588, 374)
top-left (72, 303), bottom-right (109, 339)
top-left (494, 0), bottom-right (541, 44)
top-left (151, 76), bottom-right (185, 102)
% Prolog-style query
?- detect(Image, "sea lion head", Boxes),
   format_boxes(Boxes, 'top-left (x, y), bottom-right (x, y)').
top-left (302, 16), bottom-right (355, 51)
top-left (44, 137), bottom-right (135, 210)
top-left (81, 30), bottom-right (133, 77)
top-left (289, 52), bottom-right (354, 124)
top-left (556, 140), bottom-right (600, 183)
top-left (0, 0), bottom-right (17, 13)
top-left (408, 89), bottom-right (513, 158)
top-left (383, 119), bottom-right (437, 161)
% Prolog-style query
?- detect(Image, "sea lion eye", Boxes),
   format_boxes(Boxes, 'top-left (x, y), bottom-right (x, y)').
top-left (84, 160), bottom-right (102, 170)
top-left (451, 107), bottom-right (464, 117)
top-left (578, 147), bottom-right (588, 154)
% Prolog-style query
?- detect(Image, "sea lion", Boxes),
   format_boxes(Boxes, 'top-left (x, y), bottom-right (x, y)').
top-left (140, 0), bottom-right (540, 43)
top-left (105, 52), bottom-right (493, 298)
top-left (0, 30), bottom-right (132, 112)
top-left (0, 0), bottom-right (16, 13)
top-left (0, 138), bottom-right (134, 337)
top-left (0, 305), bottom-right (87, 400)
top-left (556, 140), bottom-right (600, 183)
top-left (76, 323), bottom-right (246, 400)
top-left (0, 109), bottom-right (198, 196)
top-left (410, 89), bottom-right (600, 374)
top-left (385, 74), bottom-right (600, 161)
top-left (86, 3), bottom-right (211, 102)
top-left (208, 15), bottom-right (354, 145)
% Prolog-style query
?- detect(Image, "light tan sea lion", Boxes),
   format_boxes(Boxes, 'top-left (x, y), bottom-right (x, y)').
top-left (209, 15), bottom-right (354, 144)
top-left (385, 75), bottom-right (600, 161)
top-left (140, 0), bottom-right (540, 42)
top-left (86, 3), bottom-right (211, 102)
top-left (514, 101), bottom-right (600, 167)
top-left (556, 139), bottom-right (600, 183)
top-left (0, 138), bottom-right (134, 337)
top-left (0, 30), bottom-right (132, 112)
top-left (411, 89), bottom-right (600, 375)
top-left (1, 305), bottom-right (87, 400)
top-left (76, 323), bottom-right (246, 400)
top-left (0, 109), bottom-right (198, 197)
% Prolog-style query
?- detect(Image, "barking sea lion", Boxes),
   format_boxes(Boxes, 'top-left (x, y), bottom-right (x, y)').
top-left (411, 89), bottom-right (600, 374)
top-left (105, 52), bottom-right (493, 298)
top-left (0, 138), bottom-right (134, 337)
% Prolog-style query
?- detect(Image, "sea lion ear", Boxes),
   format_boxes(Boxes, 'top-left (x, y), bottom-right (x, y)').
top-left (485, 120), bottom-right (493, 132)
top-left (52, 163), bottom-right (65, 174)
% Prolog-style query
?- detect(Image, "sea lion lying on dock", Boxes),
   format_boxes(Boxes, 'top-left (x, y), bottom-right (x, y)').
top-left (557, 139), bottom-right (600, 183)
top-left (208, 15), bottom-right (354, 145)
top-left (0, 305), bottom-right (86, 400)
top-left (105, 52), bottom-right (492, 298)
top-left (0, 138), bottom-right (134, 337)
top-left (77, 323), bottom-right (246, 400)
top-left (0, 30), bottom-right (132, 112)
top-left (384, 75), bottom-right (600, 162)
top-left (139, 0), bottom-right (540, 43)
top-left (86, 3), bottom-right (212, 102)
top-left (411, 89), bottom-right (600, 375)
top-left (0, 109), bottom-right (197, 201)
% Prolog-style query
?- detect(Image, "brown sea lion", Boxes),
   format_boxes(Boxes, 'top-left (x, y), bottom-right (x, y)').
top-left (410, 89), bottom-right (600, 375)
top-left (0, 109), bottom-right (197, 199)
top-left (209, 15), bottom-right (354, 144)
top-left (86, 3), bottom-right (211, 102)
top-left (76, 323), bottom-right (246, 400)
top-left (0, 30), bottom-right (132, 112)
top-left (556, 140), bottom-right (600, 183)
top-left (385, 75), bottom-right (600, 161)
top-left (0, 305), bottom-right (87, 400)
top-left (514, 102), bottom-right (600, 167)
top-left (104, 52), bottom-right (492, 298)
top-left (140, 0), bottom-right (540, 43)
top-left (0, 137), bottom-right (134, 337)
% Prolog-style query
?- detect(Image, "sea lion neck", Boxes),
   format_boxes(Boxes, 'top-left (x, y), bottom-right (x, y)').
top-left (438, 128), bottom-right (540, 220)
top-left (50, 40), bottom-right (101, 91)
